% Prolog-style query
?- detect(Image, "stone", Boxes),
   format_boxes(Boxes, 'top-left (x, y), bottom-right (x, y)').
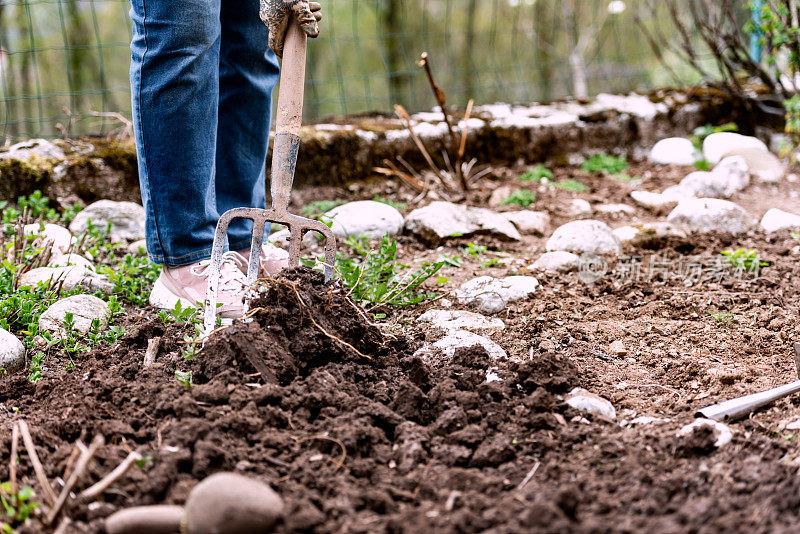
top-left (546, 220), bottom-right (620, 254)
top-left (488, 185), bottom-right (515, 208)
top-left (722, 147), bottom-right (785, 183)
top-left (323, 200), bottom-right (404, 240)
top-left (760, 208), bottom-right (800, 233)
top-left (69, 200), bottom-right (146, 240)
top-left (678, 156), bottom-right (750, 198)
top-left (565, 388), bottom-right (616, 419)
top-left (703, 132), bottom-right (768, 164)
top-left (649, 137), bottom-right (696, 166)
top-left (594, 203), bottom-right (636, 217)
top-left (629, 190), bottom-right (679, 214)
top-left (18, 266), bottom-right (114, 294)
top-left (417, 310), bottom-right (505, 332)
top-left (0, 138), bottom-right (65, 160)
top-left (127, 239), bottom-right (148, 256)
top-left (612, 222), bottom-right (687, 247)
top-left (501, 210), bottom-right (550, 236)
top-left (0, 328), bottom-right (25, 373)
top-left (415, 330), bottom-right (507, 360)
top-left (404, 201), bottom-right (521, 245)
top-left (48, 253), bottom-right (94, 269)
top-left (23, 223), bottom-right (73, 255)
top-left (530, 251), bottom-right (581, 273)
top-left (184, 472), bottom-right (284, 534)
top-left (39, 295), bottom-right (111, 337)
top-left (455, 276), bottom-right (539, 315)
top-left (565, 198), bottom-right (592, 218)
top-left (609, 340), bottom-right (627, 356)
top-left (105, 505), bottom-right (184, 534)
top-left (667, 198), bottom-right (755, 234)
top-left (677, 418), bottom-right (733, 449)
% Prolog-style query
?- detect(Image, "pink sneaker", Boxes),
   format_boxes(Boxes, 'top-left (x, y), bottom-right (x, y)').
top-left (236, 243), bottom-right (290, 277)
top-left (149, 252), bottom-right (249, 319)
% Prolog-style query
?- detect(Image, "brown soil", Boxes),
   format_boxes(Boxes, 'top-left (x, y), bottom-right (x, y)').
top-left (3, 159), bottom-right (800, 533)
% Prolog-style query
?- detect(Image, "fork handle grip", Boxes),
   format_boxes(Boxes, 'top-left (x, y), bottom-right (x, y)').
top-left (274, 14), bottom-right (307, 136)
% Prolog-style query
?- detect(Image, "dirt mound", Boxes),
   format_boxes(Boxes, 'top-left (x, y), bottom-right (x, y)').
top-left (4, 268), bottom-right (800, 533)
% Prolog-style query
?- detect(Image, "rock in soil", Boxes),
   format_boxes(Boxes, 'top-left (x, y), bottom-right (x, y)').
top-left (760, 208), bottom-right (800, 233)
top-left (501, 210), bottom-right (550, 236)
top-left (38, 294), bottom-right (111, 337)
top-left (678, 156), bottom-right (750, 198)
top-left (676, 419), bottom-right (733, 454)
top-left (667, 198), bottom-right (755, 234)
top-left (48, 253), bottom-right (94, 269)
top-left (565, 388), bottom-right (617, 419)
top-left (612, 222), bottom-right (687, 248)
top-left (18, 265), bottom-right (114, 294)
top-left (69, 199), bottom-right (146, 240)
top-left (629, 190), bottom-right (679, 214)
top-left (104, 505), bottom-right (184, 534)
top-left (415, 330), bottom-right (508, 360)
top-left (703, 132), bottom-right (769, 163)
top-left (546, 220), bottom-right (620, 255)
top-left (324, 200), bottom-right (404, 240)
top-left (455, 275), bottom-right (539, 315)
top-left (404, 201), bottom-right (521, 245)
top-left (649, 137), bottom-right (696, 166)
top-left (722, 147), bottom-right (785, 183)
top-left (23, 222), bottom-right (73, 255)
top-left (0, 327), bottom-right (25, 373)
top-left (184, 472), bottom-right (284, 534)
top-left (417, 309), bottom-right (505, 333)
top-left (530, 251), bottom-right (581, 273)
top-left (0, 138), bottom-right (65, 160)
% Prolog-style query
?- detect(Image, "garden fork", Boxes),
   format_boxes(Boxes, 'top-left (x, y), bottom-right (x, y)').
top-left (204, 14), bottom-right (337, 335)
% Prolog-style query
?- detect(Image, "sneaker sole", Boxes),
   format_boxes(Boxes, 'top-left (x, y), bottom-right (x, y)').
top-left (149, 278), bottom-right (197, 311)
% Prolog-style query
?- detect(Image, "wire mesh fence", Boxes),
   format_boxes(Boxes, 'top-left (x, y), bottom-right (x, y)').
top-left (0, 0), bottom-right (725, 141)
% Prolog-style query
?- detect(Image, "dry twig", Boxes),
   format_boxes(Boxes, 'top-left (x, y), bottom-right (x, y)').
top-left (78, 451), bottom-right (142, 502)
top-left (18, 420), bottom-right (57, 506)
top-left (46, 434), bottom-right (105, 525)
top-left (9, 422), bottom-right (19, 495)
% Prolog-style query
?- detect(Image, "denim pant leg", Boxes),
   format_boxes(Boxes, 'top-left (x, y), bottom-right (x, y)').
top-left (217, 0), bottom-right (280, 252)
top-left (130, 0), bottom-right (222, 267)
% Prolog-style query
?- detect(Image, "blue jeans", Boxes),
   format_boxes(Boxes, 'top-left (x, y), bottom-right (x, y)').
top-left (130, 0), bottom-right (280, 266)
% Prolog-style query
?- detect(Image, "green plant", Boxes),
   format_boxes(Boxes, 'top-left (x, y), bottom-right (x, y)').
top-left (180, 324), bottom-right (204, 360)
top-left (98, 254), bottom-right (162, 307)
top-left (372, 195), bottom-right (407, 211)
top-left (791, 230), bottom-right (799, 240)
top-left (501, 189), bottom-right (537, 207)
top-left (709, 312), bottom-right (734, 324)
top-left (553, 179), bottom-right (588, 193)
top-left (694, 159), bottom-right (712, 171)
top-left (436, 254), bottom-right (462, 267)
top-left (1, 482), bottom-right (39, 532)
top-left (610, 173), bottom-right (637, 182)
top-left (28, 352), bottom-right (44, 384)
top-left (337, 235), bottom-right (445, 308)
top-left (462, 243), bottom-right (487, 258)
top-left (720, 249), bottom-right (770, 272)
top-left (580, 153), bottom-right (628, 174)
top-left (301, 199), bottom-right (345, 218)
top-left (690, 123), bottom-right (738, 149)
top-left (519, 164), bottom-right (552, 182)
top-left (159, 301), bottom-right (199, 325)
top-left (175, 370), bottom-right (193, 388)
top-left (480, 258), bottom-right (507, 268)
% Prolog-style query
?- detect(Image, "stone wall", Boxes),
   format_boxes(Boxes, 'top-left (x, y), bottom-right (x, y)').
top-left (0, 89), bottom-right (777, 207)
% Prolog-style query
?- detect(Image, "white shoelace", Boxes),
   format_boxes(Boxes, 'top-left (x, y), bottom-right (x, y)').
top-left (190, 252), bottom-right (249, 293)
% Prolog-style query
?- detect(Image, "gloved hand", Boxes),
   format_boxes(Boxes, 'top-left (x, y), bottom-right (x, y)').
top-left (260, 0), bottom-right (322, 58)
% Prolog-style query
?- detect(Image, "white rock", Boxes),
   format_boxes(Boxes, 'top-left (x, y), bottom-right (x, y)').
top-left (48, 254), bottom-right (94, 269)
top-left (722, 147), bottom-right (785, 183)
top-left (417, 310), bottom-right (505, 332)
top-left (39, 295), bottom-right (111, 337)
top-left (23, 223), bottom-right (73, 255)
top-left (677, 418), bottom-right (733, 449)
top-left (488, 186), bottom-right (515, 208)
top-left (404, 201), bottom-right (521, 244)
top-left (502, 211), bottom-right (550, 236)
top-left (530, 251), bottom-right (581, 273)
top-left (612, 222), bottom-right (687, 246)
top-left (667, 198), bottom-right (755, 234)
top-left (678, 156), bottom-right (750, 198)
top-left (69, 200), bottom-right (146, 240)
top-left (18, 266), bottom-right (113, 294)
top-left (455, 276), bottom-right (539, 315)
top-left (760, 208), bottom-right (800, 233)
top-left (565, 198), bottom-right (593, 218)
top-left (629, 190), bottom-right (679, 214)
top-left (323, 200), bottom-right (404, 240)
top-left (628, 416), bottom-right (670, 426)
top-left (565, 388), bottom-right (616, 419)
top-left (703, 132), bottom-right (768, 164)
top-left (649, 137), bottom-right (696, 166)
top-left (546, 220), bottom-right (620, 254)
top-left (127, 239), bottom-right (147, 256)
top-left (661, 185), bottom-right (696, 202)
top-left (594, 203), bottom-right (636, 216)
top-left (0, 328), bottom-right (26, 373)
top-left (414, 330), bottom-right (507, 360)
top-left (268, 229), bottom-right (290, 247)
top-left (0, 139), bottom-right (65, 160)
top-left (609, 340), bottom-right (627, 356)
